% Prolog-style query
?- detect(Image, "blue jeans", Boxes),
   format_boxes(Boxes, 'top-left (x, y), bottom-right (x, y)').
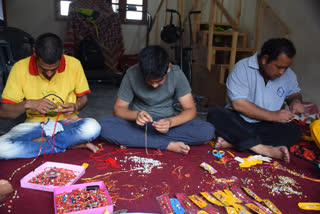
top-left (99, 117), bottom-right (215, 150)
top-left (0, 118), bottom-right (101, 159)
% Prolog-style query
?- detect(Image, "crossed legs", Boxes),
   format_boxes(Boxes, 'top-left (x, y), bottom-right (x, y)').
top-left (207, 107), bottom-right (299, 163)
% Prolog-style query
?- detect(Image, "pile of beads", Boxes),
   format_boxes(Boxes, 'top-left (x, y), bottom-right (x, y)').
top-left (55, 188), bottom-right (109, 214)
top-left (28, 167), bottom-right (77, 186)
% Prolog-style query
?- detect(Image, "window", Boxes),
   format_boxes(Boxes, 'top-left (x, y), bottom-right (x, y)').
top-left (55, 0), bottom-right (72, 20)
top-left (112, 0), bottom-right (148, 25)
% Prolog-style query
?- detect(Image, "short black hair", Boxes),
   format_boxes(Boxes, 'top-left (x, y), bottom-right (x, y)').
top-left (260, 38), bottom-right (296, 63)
top-left (35, 33), bottom-right (63, 64)
top-left (138, 45), bottom-right (170, 79)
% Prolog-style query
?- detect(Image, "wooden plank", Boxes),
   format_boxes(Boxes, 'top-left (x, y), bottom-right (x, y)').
top-left (255, 0), bottom-right (264, 50)
top-left (236, 0), bottom-right (242, 26)
top-left (241, 34), bottom-right (247, 48)
top-left (212, 31), bottom-right (246, 36)
top-left (154, 17), bottom-right (159, 44)
top-left (212, 49), bottom-right (216, 65)
top-left (164, 0), bottom-right (168, 25)
top-left (180, 0), bottom-right (184, 24)
top-left (212, 47), bottom-right (256, 52)
top-left (152, 0), bottom-right (165, 44)
top-left (215, 0), bottom-right (238, 30)
top-left (151, 0), bottom-right (164, 27)
top-left (229, 31), bottom-right (239, 71)
top-left (202, 31), bottom-right (208, 47)
top-left (219, 66), bottom-right (228, 85)
top-left (199, 0), bottom-right (203, 32)
top-left (192, 0), bottom-right (199, 42)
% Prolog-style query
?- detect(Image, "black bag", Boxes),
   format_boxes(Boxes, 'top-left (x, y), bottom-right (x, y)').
top-left (79, 39), bottom-right (105, 70)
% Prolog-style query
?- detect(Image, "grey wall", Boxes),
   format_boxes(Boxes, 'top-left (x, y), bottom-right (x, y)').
top-left (238, 0), bottom-right (320, 107)
top-left (261, 0), bottom-right (320, 107)
top-left (5, 0), bottom-right (320, 107)
top-left (6, 0), bottom-right (67, 39)
top-left (199, 0), bottom-right (320, 107)
top-left (6, 0), bottom-right (192, 55)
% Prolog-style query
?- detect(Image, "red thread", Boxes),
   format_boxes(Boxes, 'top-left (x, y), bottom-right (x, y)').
top-left (96, 157), bottom-right (120, 169)
top-left (63, 117), bottom-right (81, 126)
top-left (43, 112), bottom-right (61, 158)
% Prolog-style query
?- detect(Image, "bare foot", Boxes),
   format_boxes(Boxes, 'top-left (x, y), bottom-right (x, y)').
top-left (0, 180), bottom-right (13, 201)
top-left (69, 142), bottom-right (99, 153)
top-left (214, 137), bottom-right (234, 149)
top-left (166, 142), bottom-right (190, 155)
top-left (250, 145), bottom-right (290, 163)
top-left (120, 145), bottom-right (127, 150)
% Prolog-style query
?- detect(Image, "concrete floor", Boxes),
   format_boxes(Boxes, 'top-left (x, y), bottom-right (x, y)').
top-left (0, 82), bottom-right (207, 134)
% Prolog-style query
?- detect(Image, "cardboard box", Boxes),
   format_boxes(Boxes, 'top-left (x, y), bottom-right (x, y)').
top-left (20, 161), bottom-right (85, 192)
top-left (53, 181), bottom-right (113, 214)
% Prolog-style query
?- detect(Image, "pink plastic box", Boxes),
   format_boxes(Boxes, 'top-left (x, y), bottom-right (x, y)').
top-left (53, 181), bottom-right (113, 214)
top-left (20, 161), bottom-right (85, 192)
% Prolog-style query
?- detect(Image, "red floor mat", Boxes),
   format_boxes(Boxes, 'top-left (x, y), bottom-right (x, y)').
top-left (0, 139), bottom-right (320, 213)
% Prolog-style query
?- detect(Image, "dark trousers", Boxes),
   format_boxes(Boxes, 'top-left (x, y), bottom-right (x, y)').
top-left (206, 106), bottom-right (301, 152)
top-left (99, 116), bottom-right (215, 150)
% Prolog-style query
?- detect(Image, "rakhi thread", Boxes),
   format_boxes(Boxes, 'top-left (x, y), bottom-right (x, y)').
top-left (144, 123), bottom-right (163, 156)
top-left (266, 161), bottom-right (320, 183)
top-left (145, 124), bottom-right (150, 155)
top-left (8, 114), bottom-right (47, 181)
top-left (0, 190), bottom-right (18, 210)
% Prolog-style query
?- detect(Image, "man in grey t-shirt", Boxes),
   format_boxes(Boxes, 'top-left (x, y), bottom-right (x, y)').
top-left (207, 38), bottom-right (304, 163)
top-left (99, 46), bottom-right (214, 154)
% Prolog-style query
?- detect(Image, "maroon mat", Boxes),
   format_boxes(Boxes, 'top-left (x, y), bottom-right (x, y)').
top-left (0, 139), bottom-right (320, 214)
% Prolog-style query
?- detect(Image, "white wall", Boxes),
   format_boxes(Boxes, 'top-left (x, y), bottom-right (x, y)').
top-left (124, 0), bottom-right (194, 55)
top-left (5, 0), bottom-right (319, 107)
top-left (236, 0), bottom-right (320, 107)
top-left (6, 0), bottom-right (194, 55)
top-left (6, 0), bottom-right (67, 39)
top-left (199, 0), bottom-right (320, 107)
top-left (260, 0), bottom-right (320, 107)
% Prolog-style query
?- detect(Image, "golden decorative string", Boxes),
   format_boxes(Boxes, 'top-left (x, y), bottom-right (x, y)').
top-left (0, 190), bottom-right (18, 209)
top-left (145, 124), bottom-right (150, 155)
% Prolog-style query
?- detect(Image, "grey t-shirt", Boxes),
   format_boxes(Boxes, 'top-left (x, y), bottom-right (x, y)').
top-left (117, 64), bottom-right (191, 118)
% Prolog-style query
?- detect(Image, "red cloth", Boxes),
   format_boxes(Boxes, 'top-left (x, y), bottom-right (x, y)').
top-left (0, 139), bottom-right (319, 213)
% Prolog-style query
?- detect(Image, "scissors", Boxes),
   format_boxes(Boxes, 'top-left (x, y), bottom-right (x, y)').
top-left (212, 150), bottom-right (225, 159)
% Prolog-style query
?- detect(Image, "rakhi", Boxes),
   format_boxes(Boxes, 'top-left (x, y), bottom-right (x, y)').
top-left (172, 166), bottom-right (183, 179)
top-left (265, 161), bottom-right (320, 183)
top-left (144, 123), bottom-right (163, 156)
top-left (81, 169), bottom-right (134, 181)
top-left (0, 190), bottom-right (18, 211)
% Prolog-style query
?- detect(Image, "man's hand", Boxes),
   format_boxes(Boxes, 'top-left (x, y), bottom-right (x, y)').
top-left (136, 110), bottom-right (153, 126)
top-left (0, 179), bottom-right (13, 201)
top-left (152, 118), bottom-right (172, 133)
top-left (25, 98), bottom-right (57, 114)
top-left (56, 103), bottom-right (78, 116)
top-left (289, 100), bottom-right (305, 114)
top-left (274, 109), bottom-right (294, 123)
